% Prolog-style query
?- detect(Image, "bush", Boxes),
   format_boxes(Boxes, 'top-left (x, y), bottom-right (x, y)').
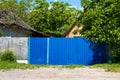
top-left (111, 48), bottom-right (120, 63)
top-left (0, 50), bottom-right (16, 62)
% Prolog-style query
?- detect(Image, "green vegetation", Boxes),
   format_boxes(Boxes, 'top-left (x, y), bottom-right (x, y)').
top-left (111, 48), bottom-right (120, 63)
top-left (0, 0), bottom-right (81, 37)
top-left (80, 0), bottom-right (120, 62)
top-left (0, 61), bottom-right (84, 70)
top-left (91, 63), bottom-right (120, 72)
top-left (0, 61), bottom-right (47, 70)
top-left (0, 59), bottom-right (120, 72)
top-left (0, 50), bottom-right (47, 70)
top-left (0, 50), bottom-right (16, 62)
top-left (27, 0), bottom-right (80, 37)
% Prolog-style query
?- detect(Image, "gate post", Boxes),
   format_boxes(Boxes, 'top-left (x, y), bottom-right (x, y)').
top-left (28, 37), bottom-right (30, 64)
top-left (47, 38), bottom-right (50, 64)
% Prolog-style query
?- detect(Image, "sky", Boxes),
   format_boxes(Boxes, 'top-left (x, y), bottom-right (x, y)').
top-left (17, 0), bottom-right (82, 10)
top-left (46, 0), bottom-right (82, 10)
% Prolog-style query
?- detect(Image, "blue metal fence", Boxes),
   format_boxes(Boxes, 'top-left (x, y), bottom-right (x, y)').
top-left (28, 38), bottom-right (47, 64)
top-left (28, 37), bottom-right (108, 65)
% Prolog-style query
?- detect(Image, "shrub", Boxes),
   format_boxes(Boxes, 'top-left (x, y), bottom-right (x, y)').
top-left (111, 48), bottom-right (120, 63)
top-left (0, 50), bottom-right (16, 62)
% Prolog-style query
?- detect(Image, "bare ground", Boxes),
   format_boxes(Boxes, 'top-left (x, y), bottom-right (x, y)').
top-left (0, 67), bottom-right (120, 80)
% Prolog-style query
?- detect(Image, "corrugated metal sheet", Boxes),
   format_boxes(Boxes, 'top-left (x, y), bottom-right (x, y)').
top-left (49, 38), bottom-right (78, 65)
top-left (28, 38), bottom-right (47, 64)
top-left (28, 38), bottom-right (108, 65)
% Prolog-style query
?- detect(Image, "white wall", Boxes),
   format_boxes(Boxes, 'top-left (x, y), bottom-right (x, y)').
top-left (0, 37), bottom-right (28, 60)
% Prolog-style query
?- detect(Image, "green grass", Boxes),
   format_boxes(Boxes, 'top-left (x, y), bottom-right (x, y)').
top-left (1, 61), bottom-right (120, 72)
top-left (0, 61), bottom-right (49, 70)
top-left (90, 63), bottom-right (120, 72)
top-left (0, 61), bottom-right (84, 70)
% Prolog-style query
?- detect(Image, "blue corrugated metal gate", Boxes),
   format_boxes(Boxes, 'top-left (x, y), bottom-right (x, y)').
top-left (28, 38), bottom-right (47, 64)
top-left (28, 38), bottom-right (108, 65)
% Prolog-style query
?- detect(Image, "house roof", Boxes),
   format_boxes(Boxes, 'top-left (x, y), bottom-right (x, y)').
top-left (64, 23), bottom-right (76, 37)
top-left (0, 10), bottom-right (49, 37)
top-left (64, 23), bottom-right (83, 38)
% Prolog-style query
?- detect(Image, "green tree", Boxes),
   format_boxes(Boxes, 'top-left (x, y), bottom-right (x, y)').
top-left (80, 0), bottom-right (120, 62)
top-left (28, 0), bottom-right (80, 37)
top-left (0, 0), bottom-right (33, 22)
top-left (0, 0), bottom-right (33, 36)
top-left (0, 0), bottom-right (80, 37)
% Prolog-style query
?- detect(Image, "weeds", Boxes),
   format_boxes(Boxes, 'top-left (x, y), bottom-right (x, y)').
top-left (0, 61), bottom-right (48, 70)
top-left (90, 63), bottom-right (120, 72)
top-left (0, 61), bottom-right (84, 70)
top-left (0, 49), bottom-right (16, 62)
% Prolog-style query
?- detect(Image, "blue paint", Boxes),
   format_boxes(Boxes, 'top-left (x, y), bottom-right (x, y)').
top-left (49, 38), bottom-right (78, 65)
top-left (29, 38), bottom-right (108, 65)
top-left (29, 38), bottom-right (47, 64)
top-left (28, 37), bottom-right (30, 64)
top-left (77, 38), bottom-right (93, 65)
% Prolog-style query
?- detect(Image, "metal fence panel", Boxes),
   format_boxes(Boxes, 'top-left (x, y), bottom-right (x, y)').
top-left (28, 38), bottom-right (47, 64)
top-left (77, 38), bottom-right (93, 65)
top-left (28, 37), bottom-right (108, 65)
top-left (49, 38), bottom-right (78, 65)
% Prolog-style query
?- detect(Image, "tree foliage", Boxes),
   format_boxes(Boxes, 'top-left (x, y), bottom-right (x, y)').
top-left (0, 0), bottom-right (80, 37)
top-left (0, 0), bottom-right (33, 36)
top-left (81, 0), bottom-right (120, 62)
top-left (0, 0), bottom-right (33, 22)
top-left (28, 0), bottom-right (80, 37)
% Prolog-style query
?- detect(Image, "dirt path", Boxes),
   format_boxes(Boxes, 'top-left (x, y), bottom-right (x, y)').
top-left (0, 67), bottom-right (120, 80)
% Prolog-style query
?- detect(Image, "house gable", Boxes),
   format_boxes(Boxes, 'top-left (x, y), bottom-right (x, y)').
top-left (64, 24), bottom-right (82, 38)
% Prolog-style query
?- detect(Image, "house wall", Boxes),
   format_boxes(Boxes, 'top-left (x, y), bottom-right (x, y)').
top-left (1, 25), bottom-right (32, 37)
top-left (65, 26), bottom-right (82, 38)
top-left (0, 37), bottom-right (28, 59)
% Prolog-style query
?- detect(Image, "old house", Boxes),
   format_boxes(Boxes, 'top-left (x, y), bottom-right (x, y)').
top-left (0, 10), bottom-right (48, 37)
top-left (64, 24), bottom-right (82, 38)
